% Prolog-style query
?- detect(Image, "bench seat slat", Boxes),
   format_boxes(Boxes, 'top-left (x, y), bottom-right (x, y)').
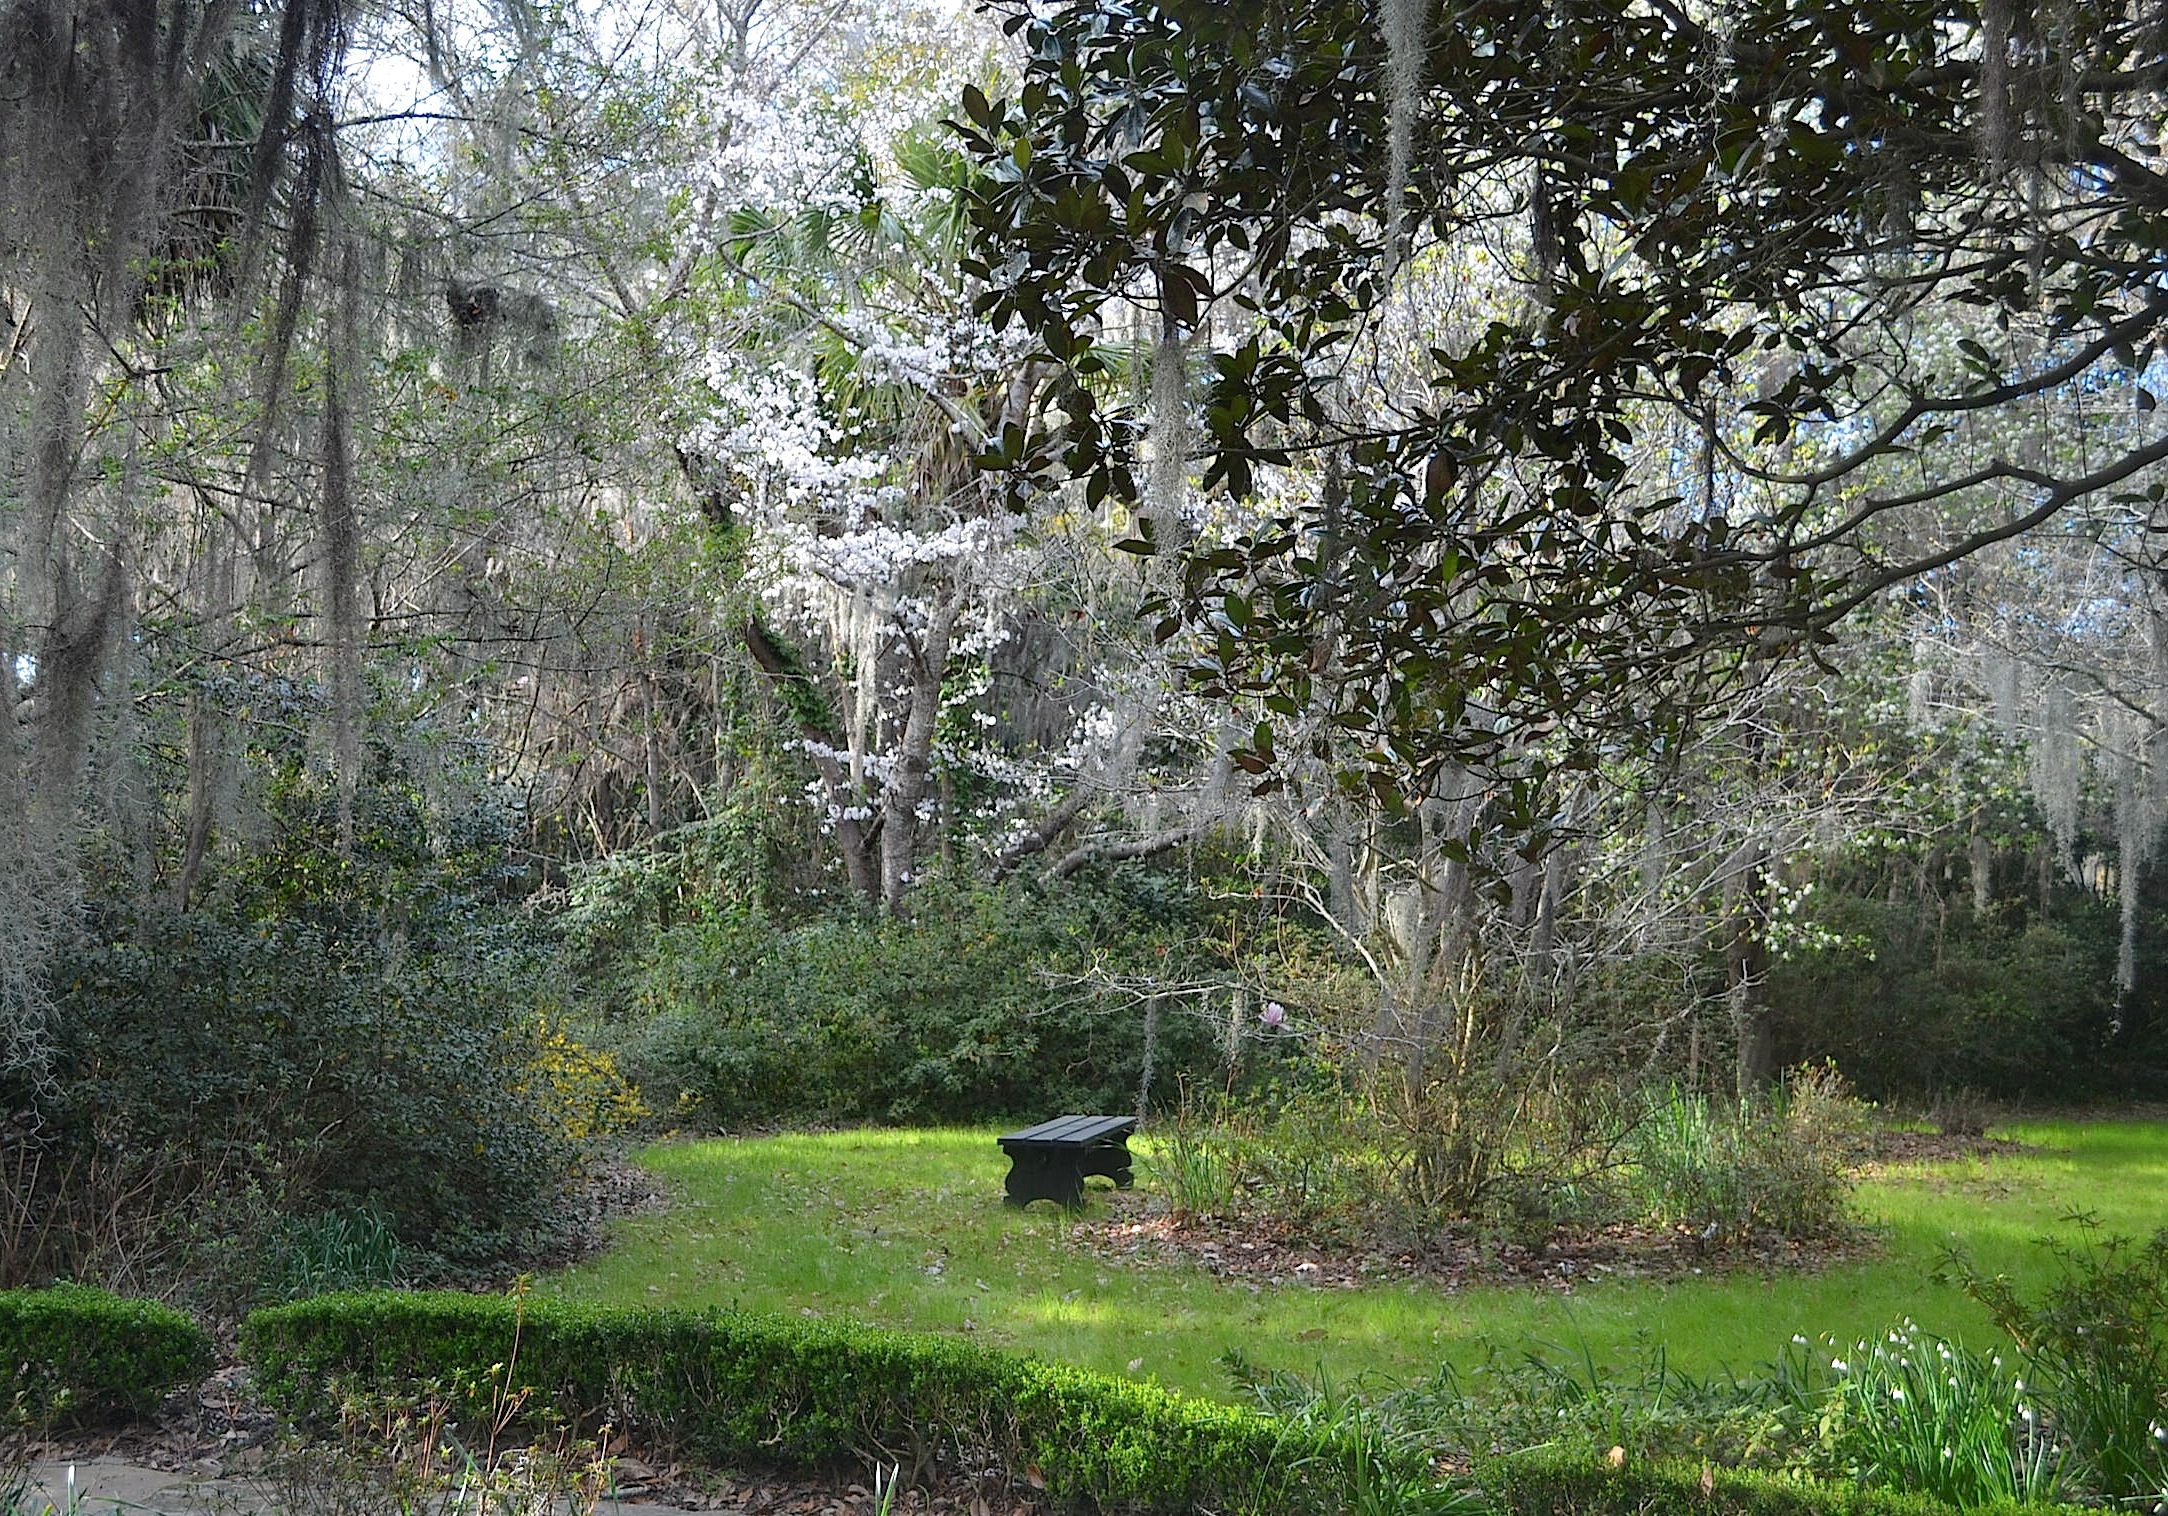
top-left (999, 1114), bottom-right (1134, 1148)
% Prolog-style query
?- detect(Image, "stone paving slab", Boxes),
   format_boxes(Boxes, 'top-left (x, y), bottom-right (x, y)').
top-left (26, 1459), bottom-right (210, 1515)
top-left (23, 1460), bottom-right (733, 1516)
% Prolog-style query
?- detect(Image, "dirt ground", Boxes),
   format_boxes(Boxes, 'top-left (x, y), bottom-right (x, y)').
top-left (23, 1366), bottom-right (1046, 1516)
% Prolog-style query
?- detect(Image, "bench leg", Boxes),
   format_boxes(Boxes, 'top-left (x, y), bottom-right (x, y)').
top-left (1003, 1152), bottom-right (1085, 1209)
top-left (1075, 1139), bottom-right (1135, 1190)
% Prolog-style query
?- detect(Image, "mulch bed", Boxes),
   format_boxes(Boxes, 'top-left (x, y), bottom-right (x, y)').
top-left (1063, 1187), bottom-right (1876, 1295)
top-left (1060, 1125), bottom-right (2038, 1295)
top-left (527, 1148), bottom-right (677, 1272)
top-left (1853, 1128), bottom-right (2034, 1168)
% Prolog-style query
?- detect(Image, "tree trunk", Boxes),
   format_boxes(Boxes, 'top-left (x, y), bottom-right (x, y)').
top-left (879, 604), bottom-right (953, 913)
top-left (1725, 841), bottom-right (1774, 1097)
top-left (174, 689), bottom-right (222, 910)
top-left (1404, 851), bottom-right (1473, 1097)
top-left (740, 616), bottom-right (879, 906)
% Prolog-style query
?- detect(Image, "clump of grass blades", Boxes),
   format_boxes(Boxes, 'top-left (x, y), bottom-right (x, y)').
top-left (1623, 1071), bottom-right (1858, 1242)
top-left (262, 1207), bottom-right (404, 1301)
top-left (1234, 1323), bottom-right (2075, 1510)
top-left (1946, 1219), bottom-right (2168, 1504)
top-left (1219, 1360), bottom-right (1479, 1516)
top-left (1628, 1086), bottom-right (1753, 1233)
top-left (1141, 1112), bottom-right (1237, 1221)
top-left (1820, 1320), bottom-right (2060, 1506)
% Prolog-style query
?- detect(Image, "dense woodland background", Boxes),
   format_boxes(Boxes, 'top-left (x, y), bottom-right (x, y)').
top-left (3, 0), bottom-right (2167, 1305)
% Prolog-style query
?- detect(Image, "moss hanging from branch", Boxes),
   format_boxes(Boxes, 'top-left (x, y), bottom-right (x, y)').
top-left (321, 223), bottom-right (366, 855)
top-left (1144, 318), bottom-right (1187, 553)
top-left (2029, 677), bottom-right (2083, 874)
top-left (1378, 0), bottom-right (1426, 275)
top-left (0, 0), bottom-right (356, 1074)
top-left (2114, 754), bottom-right (2154, 999)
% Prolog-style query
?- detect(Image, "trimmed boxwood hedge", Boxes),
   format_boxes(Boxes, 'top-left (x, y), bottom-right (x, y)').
top-left (1483, 1447), bottom-right (2097, 1516)
top-left (239, 1291), bottom-right (1397, 1514)
top-left (0, 1284), bottom-right (212, 1423)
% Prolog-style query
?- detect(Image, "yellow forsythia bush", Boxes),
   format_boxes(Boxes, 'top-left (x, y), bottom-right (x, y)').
top-left (519, 1022), bottom-right (650, 1140)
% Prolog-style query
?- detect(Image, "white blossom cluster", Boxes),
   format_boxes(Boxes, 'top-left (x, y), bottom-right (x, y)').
top-left (662, 0), bottom-right (1223, 860)
top-left (692, 363), bottom-right (893, 519)
top-left (684, 0), bottom-right (1003, 221)
top-left (775, 518), bottom-right (1001, 594)
top-left (697, 86), bottom-right (864, 217)
top-left (828, 306), bottom-right (1036, 400)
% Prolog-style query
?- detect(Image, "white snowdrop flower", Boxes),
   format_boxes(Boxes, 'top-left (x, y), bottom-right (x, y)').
top-left (1890, 1387), bottom-right (1905, 1402)
top-left (1833, 1359), bottom-right (1849, 1373)
top-left (1793, 1335), bottom-right (1809, 1346)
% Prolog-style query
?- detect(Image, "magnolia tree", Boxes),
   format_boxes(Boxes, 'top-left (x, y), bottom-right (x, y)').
top-left (936, 0), bottom-right (2168, 1098)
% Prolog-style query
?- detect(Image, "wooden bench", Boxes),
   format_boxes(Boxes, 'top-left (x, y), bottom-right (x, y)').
top-left (996, 1115), bottom-right (1137, 1209)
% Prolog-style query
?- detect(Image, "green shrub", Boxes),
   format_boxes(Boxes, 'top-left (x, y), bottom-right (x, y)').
top-left (1766, 888), bottom-right (2145, 1099)
top-left (619, 883), bottom-right (1229, 1127)
top-left (1624, 1071), bottom-right (1860, 1242)
top-left (0, 1284), bottom-right (212, 1424)
top-left (24, 773), bottom-right (584, 1286)
top-left (45, 907), bottom-right (576, 1274)
top-left (1160, 1064), bottom-right (1856, 1255)
top-left (1144, 1081), bottom-right (1410, 1243)
top-left (1483, 1446), bottom-right (2084, 1516)
top-left (1949, 1223), bottom-right (2168, 1502)
top-left (239, 1290), bottom-right (1398, 1514)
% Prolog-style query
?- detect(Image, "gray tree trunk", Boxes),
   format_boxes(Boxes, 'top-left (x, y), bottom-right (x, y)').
top-left (879, 604), bottom-right (953, 913)
top-left (1725, 842), bottom-right (1775, 1097)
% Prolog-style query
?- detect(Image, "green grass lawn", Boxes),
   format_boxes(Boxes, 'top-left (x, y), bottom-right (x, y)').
top-left (541, 1118), bottom-right (2168, 1402)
